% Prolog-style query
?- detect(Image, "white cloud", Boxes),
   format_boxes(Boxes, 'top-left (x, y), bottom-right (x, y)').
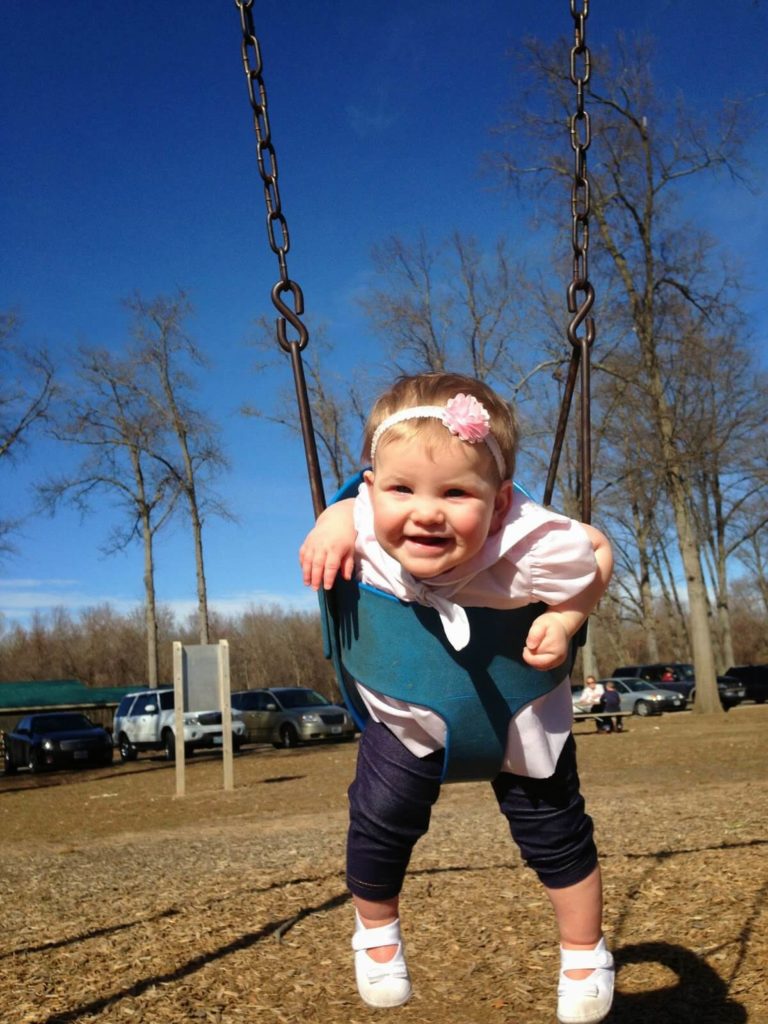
top-left (163, 590), bottom-right (319, 623)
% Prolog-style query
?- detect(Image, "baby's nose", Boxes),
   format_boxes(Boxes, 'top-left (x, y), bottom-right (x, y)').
top-left (412, 499), bottom-right (444, 524)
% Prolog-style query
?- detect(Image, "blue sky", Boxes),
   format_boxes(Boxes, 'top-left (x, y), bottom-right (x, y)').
top-left (1, 0), bottom-right (766, 630)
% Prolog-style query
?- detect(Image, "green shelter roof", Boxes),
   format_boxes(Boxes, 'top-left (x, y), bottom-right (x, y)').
top-left (0, 679), bottom-right (143, 711)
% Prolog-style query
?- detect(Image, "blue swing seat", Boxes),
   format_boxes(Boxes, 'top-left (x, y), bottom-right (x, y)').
top-left (319, 474), bottom-right (573, 783)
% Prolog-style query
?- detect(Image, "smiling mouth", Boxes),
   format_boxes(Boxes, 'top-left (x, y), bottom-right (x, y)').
top-left (405, 535), bottom-right (448, 548)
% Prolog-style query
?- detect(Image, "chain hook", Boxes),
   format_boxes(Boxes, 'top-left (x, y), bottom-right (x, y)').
top-left (272, 279), bottom-right (310, 351)
top-left (566, 280), bottom-right (595, 348)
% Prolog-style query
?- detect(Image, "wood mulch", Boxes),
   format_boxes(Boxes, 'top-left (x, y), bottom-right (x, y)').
top-left (1, 707), bottom-right (766, 1024)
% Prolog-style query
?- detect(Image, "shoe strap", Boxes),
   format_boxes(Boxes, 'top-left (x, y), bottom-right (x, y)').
top-left (352, 918), bottom-right (402, 952)
top-left (559, 940), bottom-right (614, 971)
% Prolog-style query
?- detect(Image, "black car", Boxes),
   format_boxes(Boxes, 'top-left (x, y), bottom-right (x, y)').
top-left (726, 665), bottom-right (768, 704)
top-left (612, 663), bottom-right (746, 709)
top-left (3, 712), bottom-right (113, 774)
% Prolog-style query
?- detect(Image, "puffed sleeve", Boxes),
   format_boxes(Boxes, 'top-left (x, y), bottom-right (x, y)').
top-left (352, 481), bottom-right (375, 548)
top-left (524, 517), bottom-right (597, 605)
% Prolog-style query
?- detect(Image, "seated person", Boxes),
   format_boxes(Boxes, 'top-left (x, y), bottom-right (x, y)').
top-left (598, 681), bottom-right (623, 733)
top-left (578, 675), bottom-right (604, 712)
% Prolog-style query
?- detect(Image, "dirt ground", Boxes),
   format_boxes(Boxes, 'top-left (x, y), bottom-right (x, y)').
top-left (1, 705), bottom-right (766, 1024)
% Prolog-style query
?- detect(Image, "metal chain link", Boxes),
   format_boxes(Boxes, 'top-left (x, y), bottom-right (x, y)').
top-left (235, 0), bottom-right (309, 353)
top-left (544, 0), bottom-right (594, 522)
top-left (568, 0), bottom-right (594, 345)
top-left (235, 0), bottom-right (326, 515)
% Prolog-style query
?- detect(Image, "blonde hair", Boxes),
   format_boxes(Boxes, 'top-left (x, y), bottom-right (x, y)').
top-left (362, 372), bottom-right (518, 481)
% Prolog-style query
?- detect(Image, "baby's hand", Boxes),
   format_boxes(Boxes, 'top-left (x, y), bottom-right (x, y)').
top-left (523, 612), bottom-right (570, 671)
top-left (299, 501), bottom-right (356, 591)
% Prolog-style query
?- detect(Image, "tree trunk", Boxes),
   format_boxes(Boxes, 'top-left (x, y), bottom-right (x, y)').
top-left (141, 508), bottom-right (160, 688)
top-left (632, 501), bottom-right (659, 661)
top-left (157, 347), bottom-right (210, 646)
top-left (189, 494), bottom-right (210, 645)
top-left (629, 286), bottom-right (722, 713)
top-left (579, 622), bottom-right (599, 680)
top-left (712, 474), bottom-right (736, 672)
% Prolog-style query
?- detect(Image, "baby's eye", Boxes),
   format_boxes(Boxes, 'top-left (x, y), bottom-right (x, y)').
top-left (445, 488), bottom-right (468, 498)
top-left (392, 484), bottom-right (413, 494)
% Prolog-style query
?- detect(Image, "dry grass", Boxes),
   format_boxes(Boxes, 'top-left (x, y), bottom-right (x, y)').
top-left (1, 706), bottom-right (766, 1023)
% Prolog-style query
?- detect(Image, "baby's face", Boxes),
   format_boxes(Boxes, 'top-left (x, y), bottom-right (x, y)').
top-left (364, 434), bottom-right (511, 580)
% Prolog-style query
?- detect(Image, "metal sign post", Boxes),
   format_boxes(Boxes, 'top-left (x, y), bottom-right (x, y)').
top-left (172, 639), bottom-right (235, 798)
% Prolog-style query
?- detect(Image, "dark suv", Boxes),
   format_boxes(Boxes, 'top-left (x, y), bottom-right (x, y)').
top-left (612, 663), bottom-right (746, 709)
top-left (725, 665), bottom-right (768, 704)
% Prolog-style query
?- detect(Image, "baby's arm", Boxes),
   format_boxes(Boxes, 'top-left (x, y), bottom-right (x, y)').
top-left (299, 499), bottom-right (357, 591)
top-left (523, 523), bottom-right (613, 671)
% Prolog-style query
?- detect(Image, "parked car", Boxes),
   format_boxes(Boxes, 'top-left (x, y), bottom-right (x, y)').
top-left (725, 665), bottom-right (768, 704)
top-left (230, 687), bottom-right (356, 748)
top-left (612, 663), bottom-right (745, 709)
top-left (602, 677), bottom-right (686, 715)
top-left (3, 712), bottom-right (113, 774)
top-left (613, 664), bottom-right (695, 700)
top-left (112, 688), bottom-right (246, 763)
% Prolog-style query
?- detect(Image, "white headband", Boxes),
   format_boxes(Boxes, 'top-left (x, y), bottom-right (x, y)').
top-left (369, 393), bottom-right (507, 478)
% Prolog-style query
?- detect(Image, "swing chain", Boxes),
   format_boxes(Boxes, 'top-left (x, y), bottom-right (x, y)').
top-left (544, 0), bottom-right (594, 522)
top-left (235, 0), bottom-right (327, 517)
top-left (235, 0), bottom-right (309, 352)
top-left (568, 0), bottom-right (594, 348)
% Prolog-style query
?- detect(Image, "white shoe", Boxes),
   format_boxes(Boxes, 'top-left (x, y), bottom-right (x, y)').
top-left (351, 913), bottom-right (412, 1008)
top-left (557, 937), bottom-right (615, 1024)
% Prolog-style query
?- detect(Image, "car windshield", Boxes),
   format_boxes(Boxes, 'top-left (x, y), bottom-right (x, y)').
top-left (673, 665), bottom-right (694, 680)
top-left (31, 714), bottom-right (93, 733)
top-left (627, 681), bottom-right (657, 692)
top-left (274, 688), bottom-right (330, 709)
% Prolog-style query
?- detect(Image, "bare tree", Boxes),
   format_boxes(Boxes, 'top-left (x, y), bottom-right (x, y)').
top-left (734, 525), bottom-right (768, 619)
top-left (0, 312), bottom-right (58, 556)
top-left (40, 348), bottom-right (179, 686)
top-left (686, 329), bottom-right (768, 670)
top-left (497, 34), bottom-right (758, 713)
top-left (362, 232), bottom-right (532, 386)
top-left (126, 292), bottom-right (231, 645)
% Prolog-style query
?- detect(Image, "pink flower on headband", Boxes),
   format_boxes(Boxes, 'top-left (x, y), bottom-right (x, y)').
top-left (442, 393), bottom-right (491, 443)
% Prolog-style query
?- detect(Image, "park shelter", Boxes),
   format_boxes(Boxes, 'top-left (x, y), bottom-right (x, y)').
top-left (0, 679), bottom-right (141, 733)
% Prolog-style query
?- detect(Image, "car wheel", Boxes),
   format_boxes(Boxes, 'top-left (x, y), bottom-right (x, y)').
top-left (233, 737), bottom-right (242, 753)
top-left (634, 700), bottom-right (651, 717)
top-left (163, 730), bottom-right (176, 761)
top-left (118, 734), bottom-right (138, 763)
top-left (3, 748), bottom-right (16, 775)
top-left (27, 749), bottom-right (44, 773)
top-left (277, 724), bottom-right (299, 749)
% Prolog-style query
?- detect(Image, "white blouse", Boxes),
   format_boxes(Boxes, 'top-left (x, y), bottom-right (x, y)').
top-left (352, 485), bottom-right (597, 778)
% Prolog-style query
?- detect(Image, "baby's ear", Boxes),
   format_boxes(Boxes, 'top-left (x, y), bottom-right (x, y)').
top-left (363, 469), bottom-right (375, 487)
top-left (490, 480), bottom-right (513, 533)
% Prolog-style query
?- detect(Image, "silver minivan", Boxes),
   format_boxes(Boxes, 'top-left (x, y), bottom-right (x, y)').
top-left (230, 687), bottom-right (356, 748)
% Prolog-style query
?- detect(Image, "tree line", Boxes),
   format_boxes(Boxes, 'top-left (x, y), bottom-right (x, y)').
top-left (0, 586), bottom-right (763, 695)
top-left (1, 35), bottom-right (766, 705)
top-left (0, 604), bottom-right (339, 699)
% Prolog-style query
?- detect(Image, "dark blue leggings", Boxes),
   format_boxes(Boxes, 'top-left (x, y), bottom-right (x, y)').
top-left (347, 721), bottom-right (597, 902)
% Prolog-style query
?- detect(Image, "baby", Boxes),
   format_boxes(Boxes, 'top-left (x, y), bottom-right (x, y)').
top-left (300, 372), bottom-right (614, 1023)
